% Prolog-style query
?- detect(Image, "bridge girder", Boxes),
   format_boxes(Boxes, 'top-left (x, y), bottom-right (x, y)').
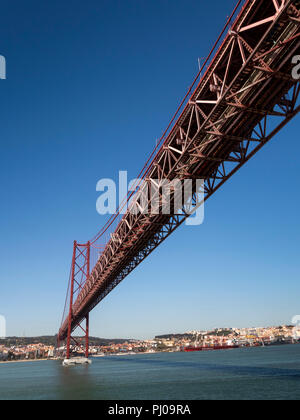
top-left (59, 0), bottom-right (300, 343)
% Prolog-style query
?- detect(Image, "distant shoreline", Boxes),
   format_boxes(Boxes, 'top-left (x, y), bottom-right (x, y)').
top-left (0, 352), bottom-right (163, 364)
top-left (1, 342), bottom-right (299, 365)
top-left (0, 358), bottom-right (58, 365)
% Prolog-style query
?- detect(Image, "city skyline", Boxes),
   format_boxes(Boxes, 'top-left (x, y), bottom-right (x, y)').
top-left (1, 324), bottom-right (299, 364)
top-left (1, 321), bottom-right (298, 340)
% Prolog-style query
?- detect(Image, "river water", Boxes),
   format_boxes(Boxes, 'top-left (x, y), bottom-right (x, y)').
top-left (0, 344), bottom-right (299, 400)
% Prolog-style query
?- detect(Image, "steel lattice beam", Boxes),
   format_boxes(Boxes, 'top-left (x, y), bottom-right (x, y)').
top-left (58, 0), bottom-right (300, 342)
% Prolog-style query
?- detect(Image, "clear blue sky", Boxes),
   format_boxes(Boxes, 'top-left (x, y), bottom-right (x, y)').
top-left (0, 0), bottom-right (299, 339)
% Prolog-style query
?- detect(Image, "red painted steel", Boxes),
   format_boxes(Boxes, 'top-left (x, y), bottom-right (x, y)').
top-left (58, 0), bottom-right (300, 348)
top-left (64, 242), bottom-right (91, 358)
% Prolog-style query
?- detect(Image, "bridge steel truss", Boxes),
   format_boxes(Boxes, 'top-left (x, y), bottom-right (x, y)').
top-left (59, 0), bottom-right (300, 350)
top-left (63, 241), bottom-right (91, 358)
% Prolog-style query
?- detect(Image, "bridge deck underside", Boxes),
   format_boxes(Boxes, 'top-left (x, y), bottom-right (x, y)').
top-left (59, 0), bottom-right (300, 341)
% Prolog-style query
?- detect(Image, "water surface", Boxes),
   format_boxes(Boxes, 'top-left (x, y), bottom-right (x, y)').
top-left (0, 344), bottom-right (299, 400)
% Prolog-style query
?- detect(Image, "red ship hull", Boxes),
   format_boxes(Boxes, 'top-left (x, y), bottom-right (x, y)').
top-left (183, 345), bottom-right (239, 352)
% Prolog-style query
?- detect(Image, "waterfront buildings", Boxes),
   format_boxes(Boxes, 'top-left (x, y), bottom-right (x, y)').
top-left (0, 325), bottom-right (298, 362)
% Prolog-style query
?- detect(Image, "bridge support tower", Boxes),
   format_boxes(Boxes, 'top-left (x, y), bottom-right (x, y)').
top-left (66, 241), bottom-right (91, 359)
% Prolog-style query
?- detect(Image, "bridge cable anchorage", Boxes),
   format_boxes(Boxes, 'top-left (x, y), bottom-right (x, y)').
top-left (58, 0), bottom-right (300, 349)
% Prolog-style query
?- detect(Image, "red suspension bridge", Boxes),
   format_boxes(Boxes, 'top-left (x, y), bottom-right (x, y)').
top-left (58, 0), bottom-right (300, 359)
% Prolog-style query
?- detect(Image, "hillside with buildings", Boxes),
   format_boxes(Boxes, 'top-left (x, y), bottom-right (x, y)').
top-left (1, 325), bottom-right (299, 362)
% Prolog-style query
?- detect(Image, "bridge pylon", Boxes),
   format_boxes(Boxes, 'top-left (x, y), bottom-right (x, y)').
top-left (65, 240), bottom-right (91, 359)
